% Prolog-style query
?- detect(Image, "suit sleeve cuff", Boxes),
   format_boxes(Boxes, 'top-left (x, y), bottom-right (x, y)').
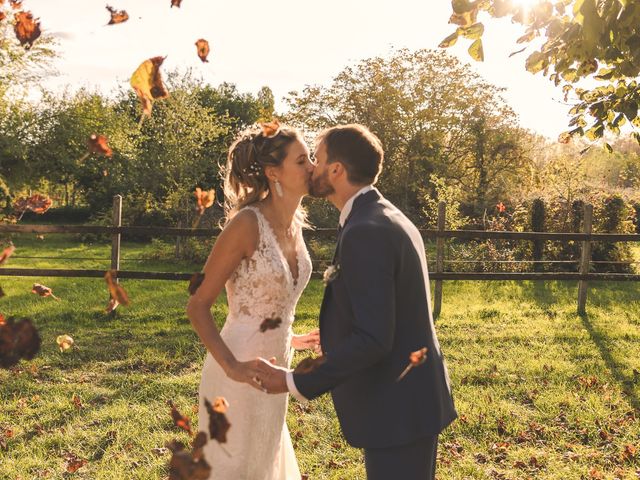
top-left (285, 371), bottom-right (308, 403)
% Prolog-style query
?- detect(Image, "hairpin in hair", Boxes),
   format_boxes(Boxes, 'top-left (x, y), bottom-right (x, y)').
top-left (260, 119), bottom-right (280, 138)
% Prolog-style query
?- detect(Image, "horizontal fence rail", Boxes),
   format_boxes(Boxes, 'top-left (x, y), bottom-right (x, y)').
top-left (1, 196), bottom-right (639, 316)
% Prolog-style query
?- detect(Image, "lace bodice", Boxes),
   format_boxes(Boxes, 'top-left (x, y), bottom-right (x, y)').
top-left (224, 205), bottom-right (312, 331)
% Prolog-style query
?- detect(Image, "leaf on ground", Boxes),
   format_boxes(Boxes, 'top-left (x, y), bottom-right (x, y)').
top-left (56, 334), bottom-right (74, 352)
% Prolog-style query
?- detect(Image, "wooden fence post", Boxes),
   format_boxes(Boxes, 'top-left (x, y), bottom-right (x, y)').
top-left (111, 195), bottom-right (122, 278)
top-left (433, 201), bottom-right (446, 320)
top-left (577, 203), bottom-right (593, 315)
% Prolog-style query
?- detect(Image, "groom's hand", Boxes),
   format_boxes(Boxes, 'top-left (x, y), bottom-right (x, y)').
top-left (256, 358), bottom-right (288, 394)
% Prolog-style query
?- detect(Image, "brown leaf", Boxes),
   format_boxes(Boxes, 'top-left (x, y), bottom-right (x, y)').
top-left (166, 435), bottom-right (211, 480)
top-left (14, 10), bottom-right (41, 48)
top-left (195, 39), bottom-right (210, 63)
top-left (71, 393), bottom-right (83, 410)
top-left (31, 283), bottom-right (60, 300)
top-left (170, 0), bottom-right (182, 7)
top-left (204, 397), bottom-right (230, 443)
top-left (0, 316), bottom-right (41, 368)
top-left (259, 317), bottom-right (282, 333)
top-left (14, 194), bottom-right (53, 216)
top-left (104, 270), bottom-right (130, 306)
top-left (105, 297), bottom-right (119, 313)
top-left (294, 355), bottom-right (326, 375)
top-left (87, 134), bottom-right (113, 157)
top-left (188, 273), bottom-right (205, 295)
top-left (106, 5), bottom-right (128, 25)
top-left (63, 452), bottom-right (87, 473)
top-left (168, 400), bottom-right (193, 436)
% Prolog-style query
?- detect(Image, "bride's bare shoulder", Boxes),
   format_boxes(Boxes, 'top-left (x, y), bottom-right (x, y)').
top-left (218, 208), bottom-right (259, 254)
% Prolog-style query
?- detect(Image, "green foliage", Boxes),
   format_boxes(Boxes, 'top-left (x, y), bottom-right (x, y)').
top-left (421, 174), bottom-right (469, 230)
top-left (442, 0), bottom-right (640, 145)
top-left (285, 48), bottom-right (531, 218)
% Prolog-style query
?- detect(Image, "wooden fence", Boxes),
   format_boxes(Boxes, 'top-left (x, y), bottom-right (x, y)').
top-left (1, 196), bottom-right (639, 316)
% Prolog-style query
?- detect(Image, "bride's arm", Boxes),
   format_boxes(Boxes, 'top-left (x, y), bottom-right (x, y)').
top-left (186, 210), bottom-right (262, 387)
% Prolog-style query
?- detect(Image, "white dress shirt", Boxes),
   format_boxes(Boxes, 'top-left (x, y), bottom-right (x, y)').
top-left (285, 184), bottom-right (375, 402)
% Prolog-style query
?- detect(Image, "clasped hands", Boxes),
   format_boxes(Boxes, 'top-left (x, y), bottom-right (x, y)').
top-left (235, 329), bottom-right (320, 394)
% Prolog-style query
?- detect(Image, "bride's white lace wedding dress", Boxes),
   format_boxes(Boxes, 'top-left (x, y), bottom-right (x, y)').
top-left (198, 205), bottom-right (312, 480)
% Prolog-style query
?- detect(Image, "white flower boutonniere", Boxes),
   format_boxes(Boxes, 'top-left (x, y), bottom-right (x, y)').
top-left (323, 264), bottom-right (340, 285)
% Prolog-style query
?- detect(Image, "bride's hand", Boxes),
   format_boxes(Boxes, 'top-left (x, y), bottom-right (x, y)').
top-left (291, 329), bottom-right (321, 352)
top-left (226, 359), bottom-right (267, 391)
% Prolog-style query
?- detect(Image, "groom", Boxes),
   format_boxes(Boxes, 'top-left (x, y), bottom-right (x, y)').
top-left (257, 124), bottom-right (457, 479)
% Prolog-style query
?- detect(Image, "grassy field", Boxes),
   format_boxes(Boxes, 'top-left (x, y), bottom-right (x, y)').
top-left (0, 236), bottom-right (639, 479)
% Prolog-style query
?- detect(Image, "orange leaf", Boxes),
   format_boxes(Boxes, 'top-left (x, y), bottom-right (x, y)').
top-left (171, 0), bottom-right (182, 7)
top-left (105, 297), bottom-right (119, 313)
top-left (195, 39), bottom-right (210, 63)
top-left (63, 452), bottom-right (87, 473)
top-left (260, 119), bottom-right (280, 138)
top-left (168, 400), bottom-right (193, 436)
top-left (104, 270), bottom-right (130, 306)
top-left (397, 347), bottom-right (428, 381)
top-left (9, 0), bottom-right (22, 9)
top-left (14, 11), bottom-right (41, 49)
top-left (0, 245), bottom-right (15, 266)
top-left (106, 5), bottom-right (128, 25)
top-left (166, 432), bottom-right (212, 480)
top-left (130, 56), bottom-right (169, 118)
top-left (0, 12), bottom-right (5, 22)
top-left (88, 134), bottom-right (113, 157)
top-left (194, 188), bottom-right (215, 215)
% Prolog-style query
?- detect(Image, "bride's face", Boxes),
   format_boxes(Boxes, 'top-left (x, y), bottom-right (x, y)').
top-left (273, 138), bottom-right (315, 197)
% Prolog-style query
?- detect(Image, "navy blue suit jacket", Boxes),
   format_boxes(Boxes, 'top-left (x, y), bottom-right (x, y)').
top-left (294, 189), bottom-right (457, 449)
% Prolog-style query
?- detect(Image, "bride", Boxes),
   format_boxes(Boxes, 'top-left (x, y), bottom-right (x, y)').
top-left (186, 122), bottom-right (319, 479)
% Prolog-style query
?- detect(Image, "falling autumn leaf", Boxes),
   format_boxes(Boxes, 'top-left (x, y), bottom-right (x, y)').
top-left (0, 245), bottom-right (15, 266)
top-left (188, 273), bottom-right (205, 295)
top-left (496, 202), bottom-right (506, 213)
top-left (104, 270), bottom-right (130, 307)
top-left (166, 432), bottom-right (211, 480)
top-left (130, 56), bottom-right (169, 119)
top-left (0, 12), bottom-right (5, 22)
top-left (396, 347), bottom-right (428, 382)
top-left (195, 39), bottom-right (210, 63)
top-left (0, 316), bottom-right (41, 368)
top-left (194, 188), bottom-right (215, 216)
top-left (168, 400), bottom-right (193, 436)
top-left (14, 10), bottom-right (41, 49)
top-left (259, 317), bottom-right (282, 333)
top-left (106, 5), bottom-right (128, 25)
top-left (31, 283), bottom-right (60, 301)
top-left (88, 134), bottom-right (113, 157)
top-left (294, 355), bottom-right (326, 375)
top-left (260, 119), bottom-right (280, 138)
top-left (105, 297), bottom-right (119, 313)
top-left (204, 397), bottom-right (230, 444)
top-left (170, 0), bottom-right (182, 7)
top-left (56, 334), bottom-right (74, 352)
top-left (14, 194), bottom-right (53, 219)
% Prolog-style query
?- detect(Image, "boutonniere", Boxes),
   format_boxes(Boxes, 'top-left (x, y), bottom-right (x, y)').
top-left (323, 264), bottom-right (340, 285)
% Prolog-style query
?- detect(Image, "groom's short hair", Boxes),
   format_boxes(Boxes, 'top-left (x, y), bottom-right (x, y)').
top-left (319, 124), bottom-right (383, 185)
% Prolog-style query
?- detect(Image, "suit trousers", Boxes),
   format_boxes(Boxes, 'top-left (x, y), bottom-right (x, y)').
top-left (363, 435), bottom-right (439, 480)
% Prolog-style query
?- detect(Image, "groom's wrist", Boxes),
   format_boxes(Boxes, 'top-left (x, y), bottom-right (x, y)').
top-left (285, 371), bottom-right (309, 403)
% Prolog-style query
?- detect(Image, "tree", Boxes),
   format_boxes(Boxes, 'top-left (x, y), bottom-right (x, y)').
top-left (441, 0), bottom-right (640, 146)
top-left (285, 48), bottom-right (531, 217)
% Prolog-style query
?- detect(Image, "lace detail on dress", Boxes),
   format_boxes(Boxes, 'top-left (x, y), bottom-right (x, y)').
top-left (198, 205), bottom-right (312, 480)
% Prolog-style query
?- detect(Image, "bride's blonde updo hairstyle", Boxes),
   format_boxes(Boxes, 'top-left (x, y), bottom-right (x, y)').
top-left (223, 122), bottom-right (306, 225)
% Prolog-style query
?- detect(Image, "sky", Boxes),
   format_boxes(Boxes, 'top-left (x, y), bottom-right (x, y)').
top-left (23, 0), bottom-right (571, 139)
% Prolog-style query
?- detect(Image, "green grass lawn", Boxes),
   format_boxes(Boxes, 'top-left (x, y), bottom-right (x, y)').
top-left (1, 236), bottom-right (639, 479)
